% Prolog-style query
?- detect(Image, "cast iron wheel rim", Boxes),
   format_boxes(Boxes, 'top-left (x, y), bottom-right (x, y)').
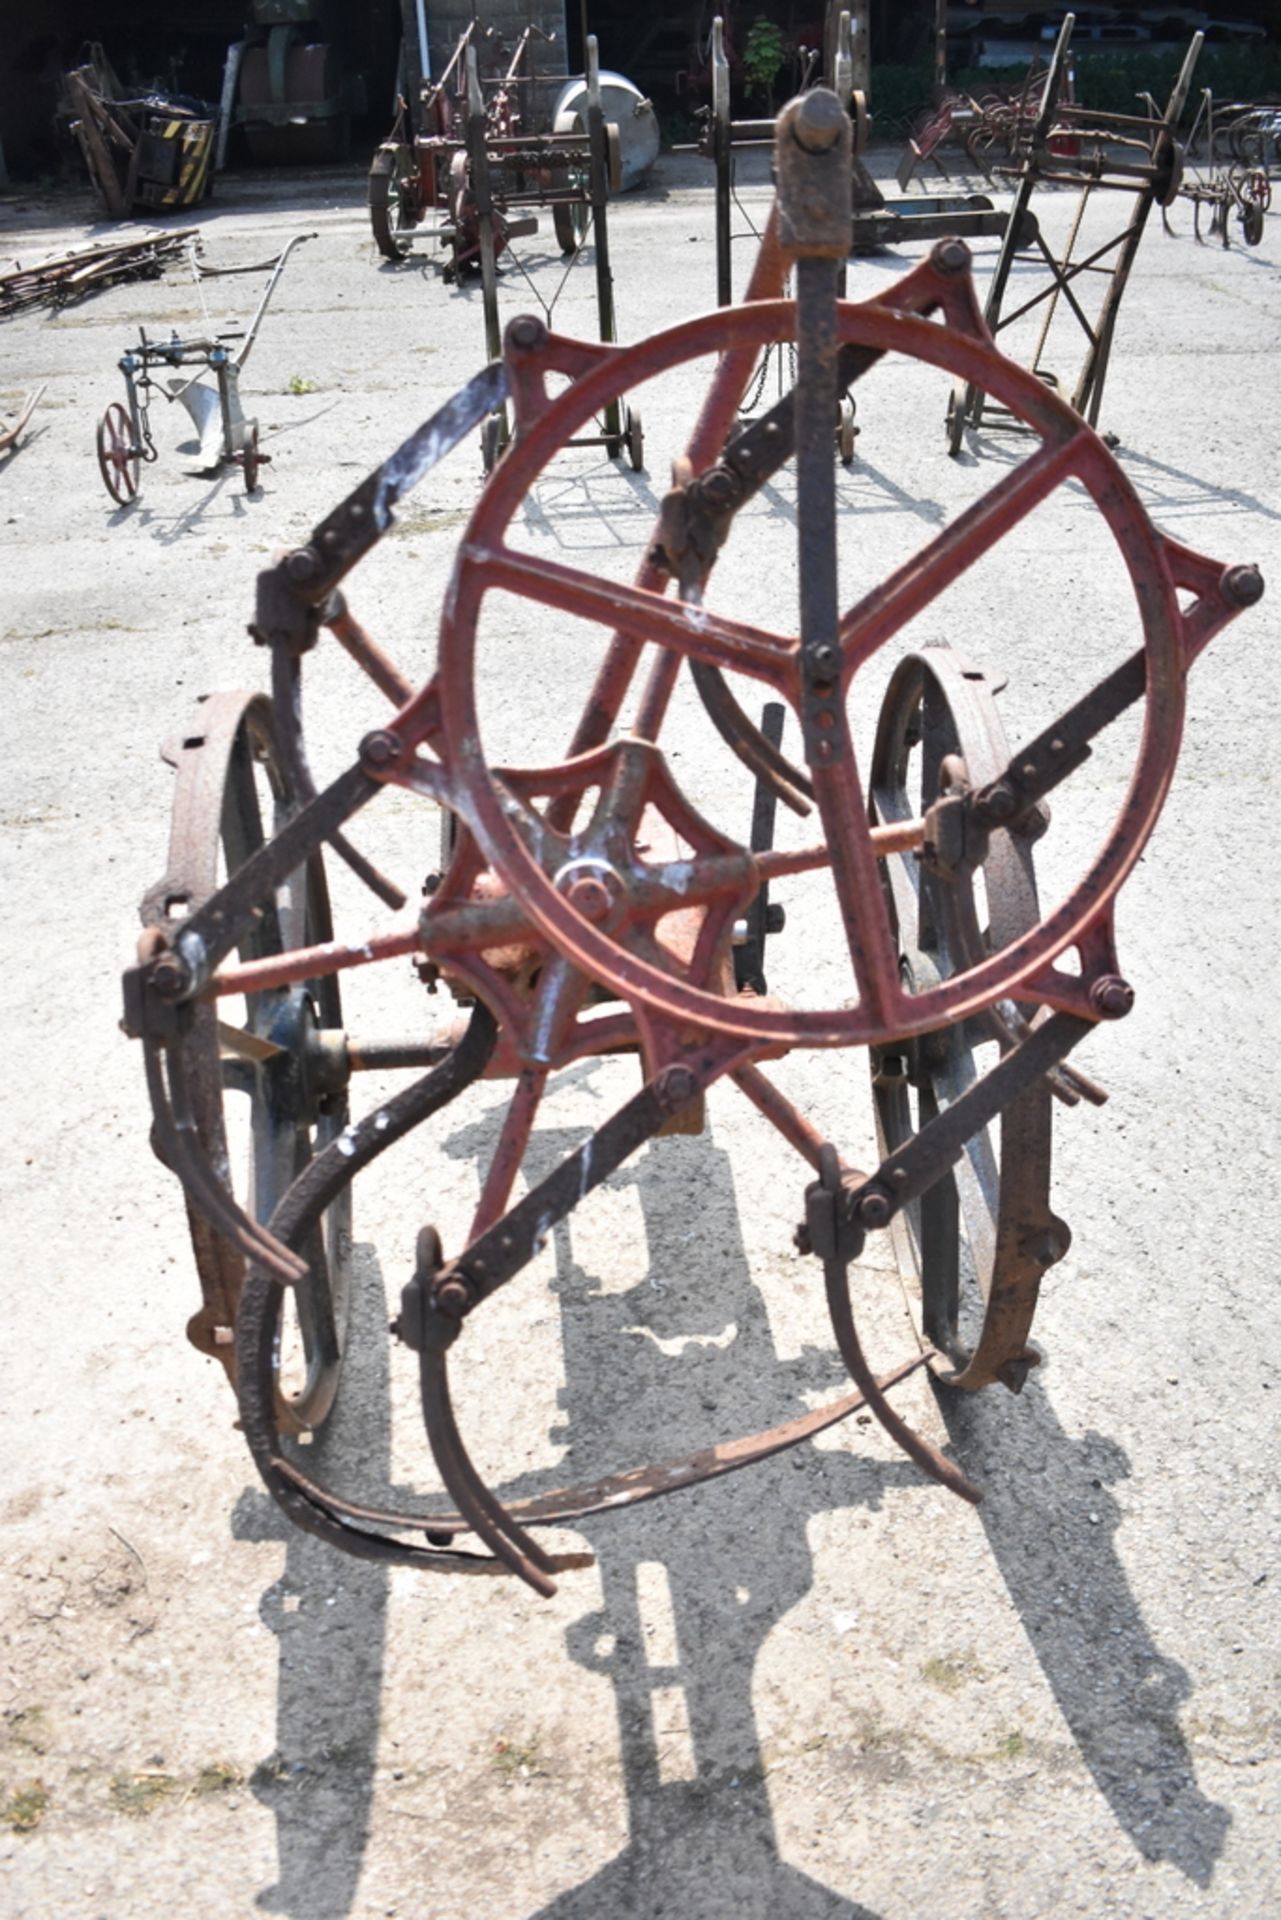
top-left (868, 646), bottom-right (1067, 1390)
top-left (153, 692), bottom-right (352, 1429)
top-left (552, 188), bottom-right (589, 254)
top-left (436, 289), bottom-right (1191, 1053)
top-left (838, 395), bottom-right (857, 465)
top-left (368, 143), bottom-right (418, 260)
top-left (625, 405), bottom-right (644, 471)
top-left (242, 422), bottom-right (260, 493)
top-left (97, 402), bottom-right (139, 504)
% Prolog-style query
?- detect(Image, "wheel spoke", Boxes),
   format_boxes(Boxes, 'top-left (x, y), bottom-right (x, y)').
top-left (839, 431), bottom-right (1087, 674)
top-left (468, 542), bottom-right (795, 689)
top-left (808, 712), bottom-right (905, 1032)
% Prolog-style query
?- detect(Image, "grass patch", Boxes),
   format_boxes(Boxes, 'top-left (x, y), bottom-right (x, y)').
top-left (4, 1781), bottom-right (47, 1833)
top-left (287, 374), bottom-right (319, 395)
top-left (491, 1734), bottom-right (543, 1782)
top-left (194, 1761), bottom-right (242, 1796)
top-left (109, 1770), bottom-right (178, 1817)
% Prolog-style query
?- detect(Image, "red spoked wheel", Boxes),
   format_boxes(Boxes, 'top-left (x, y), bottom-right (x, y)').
top-left (97, 402), bottom-right (140, 505)
top-left (427, 260), bottom-right (1252, 1057)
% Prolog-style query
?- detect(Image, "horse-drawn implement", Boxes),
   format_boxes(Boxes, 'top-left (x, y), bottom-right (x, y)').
top-left (123, 89), bottom-right (1262, 1594)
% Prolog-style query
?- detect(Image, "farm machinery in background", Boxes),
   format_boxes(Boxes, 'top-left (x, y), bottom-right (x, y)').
top-left (217, 0), bottom-right (363, 167)
top-left (369, 30), bottom-right (644, 475)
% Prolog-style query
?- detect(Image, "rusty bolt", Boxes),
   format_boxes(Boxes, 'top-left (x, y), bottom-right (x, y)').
top-left (807, 642), bottom-right (842, 685)
top-left (286, 546), bottom-right (321, 584)
top-left (360, 728), bottom-right (402, 771)
top-left (1089, 974), bottom-right (1134, 1020)
top-left (1222, 563), bottom-right (1264, 608)
top-left (792, 89), bottom-right (846, 154)
top-left (701, 468), bottom-right (738, 510)
top-left (507, 313), bottom-right (546, 351)
top-left (980, 782), bottom-right (1018, 822)
top-left (934, 239), bottom-right (971, 276)
top-left (656, 1063), bottom-right (699, 1111)
top-left (150, 952), bottom-right (190, 1000)
top-left (566, 874), bottom-right (612, 921)
top-left (855, 1188), bottom-right (893, 1230)
top-left (433, 1276), bottom-right (472, 1318)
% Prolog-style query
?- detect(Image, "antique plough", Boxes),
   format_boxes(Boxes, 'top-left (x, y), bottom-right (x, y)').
top-left (123, 90), bottom-right (1262, 1594)
top-left (946, 14), bottom-right (1203, 453)
top-left (95, 233), bottom-right (314, 506)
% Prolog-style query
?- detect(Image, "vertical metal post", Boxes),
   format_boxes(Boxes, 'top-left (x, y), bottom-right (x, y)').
top-left (466, 44), bottom-right (508, 453)
top-left (711, 18), bottom-right (732, 306)
top-left (933, 0), bottom-right (948, 103)
top-left (1072, 31), bottom-right (1203, 426)
top-left (849, 0), bottom-right (870, 99)
top-left (586, 36), bottom-right (622, 445)
top-left (960, 13), bottom-right (1075, 442)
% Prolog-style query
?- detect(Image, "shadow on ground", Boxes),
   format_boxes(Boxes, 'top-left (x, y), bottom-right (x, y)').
top-left (228, 1096), bottom-right (1229, 1915)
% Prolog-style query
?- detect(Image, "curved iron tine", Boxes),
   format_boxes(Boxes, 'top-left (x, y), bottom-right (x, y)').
top-left (148, 1040), bottom-right (306, 1284)
top-left (419, 1345), bottom-right (561, 1596)
top-left (689, 660), bottom-right (814, 815)
top-left (822, 1249), bottom-right (982, 1506)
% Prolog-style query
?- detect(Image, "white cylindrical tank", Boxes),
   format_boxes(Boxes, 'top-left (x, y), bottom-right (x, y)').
top-left (552, 70), bottom-right (660, 191)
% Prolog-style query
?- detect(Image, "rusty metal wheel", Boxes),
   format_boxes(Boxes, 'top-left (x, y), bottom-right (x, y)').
top-left (551, 107), bottom-right (591, 252)
top-left (869, 647), bottom-right (1076, 1393)
top-left (838, 394), bottom-right (858, 465)
top-left (437, 280), bottom-right (1211, 1055)
top-left (141, 692), bottom-right (352, 1430)
top-left (242, 422), bottom-right (261, 493)
top-left (624, 404), bottom-right (644, 472)
top-left (368, 141), bottom-right (420, 261)
top-left (97, 401), bottom-right (140, 504)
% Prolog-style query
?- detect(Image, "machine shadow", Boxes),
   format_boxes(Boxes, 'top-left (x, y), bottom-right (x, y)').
top-left (439, 1104), bottom-right (909, 1920)
top-left (936, 1378), bottom-right (1230, 1886)
top-left (230, 1240), bottom-right (393, 1920)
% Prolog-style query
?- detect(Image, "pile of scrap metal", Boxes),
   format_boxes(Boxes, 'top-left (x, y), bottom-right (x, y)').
top-left (0, 231), bottom-right (197, 319)
top-left (217, 1), bottom-right (360, 168)
top-left (59, 45), bottom-right (215, 218)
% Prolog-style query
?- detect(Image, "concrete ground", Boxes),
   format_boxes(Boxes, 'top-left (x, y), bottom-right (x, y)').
top-left (0, 140), bottom-right (1278, 1920)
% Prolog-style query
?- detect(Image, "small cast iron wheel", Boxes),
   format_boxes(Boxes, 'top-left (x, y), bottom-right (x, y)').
top-left (97, 402), bottom-right (140, 504)
top-left (868, 647), bottom-right (1068, 1392)
top-left (838, 394), bottom-right (858, 465)
top-left (150, 692), bottom-right (353, 1430)
top-left (944, 383), bottom-right (969, 457)
top-left (368, 142), bottom-right (420, 260)
top-left (242, 422), bottom-right (261, 493)
top-left (551, 108), bottom-right (591, 253)
top-left (625, 405), bottom-right (645, 472)
top-left (480, 414), bottom-right (503, 474)
top-left (552, 189), bottom-right (590, 254)
top-left (1241, 194), bottom-right (1266, 247)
